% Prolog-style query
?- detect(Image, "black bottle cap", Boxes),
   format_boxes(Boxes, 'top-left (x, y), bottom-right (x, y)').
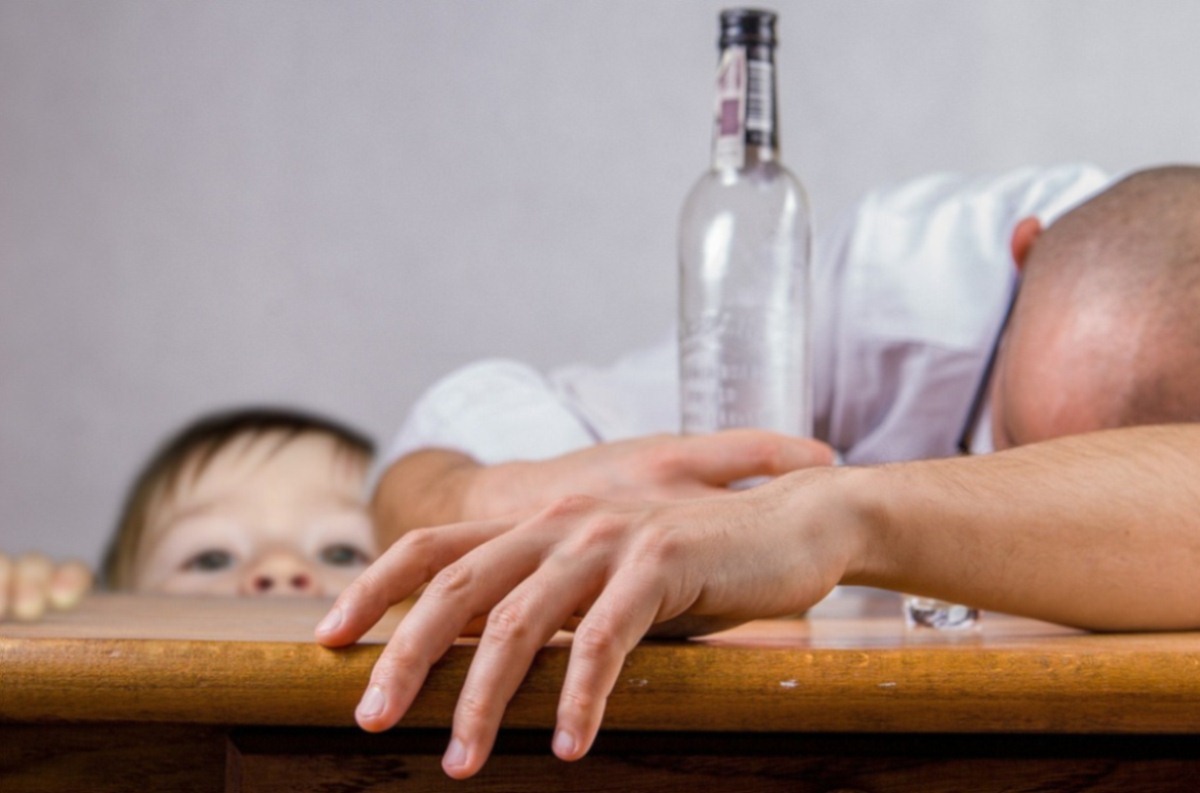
top-left (718, 8), bottom-right (778, 48)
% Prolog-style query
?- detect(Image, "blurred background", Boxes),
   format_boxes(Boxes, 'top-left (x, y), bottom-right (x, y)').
top-left (3, 0), bottom-right (1199, 566)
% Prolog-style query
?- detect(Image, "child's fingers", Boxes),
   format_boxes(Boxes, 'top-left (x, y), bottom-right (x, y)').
top-left (13, 553), bottom-right (52, 622)
top-left (49, 560), bottom-right (93, 611)
top-left (0, 555), bottom-right (92, 620)
top-left (0, 554), bottom-right (12, 620)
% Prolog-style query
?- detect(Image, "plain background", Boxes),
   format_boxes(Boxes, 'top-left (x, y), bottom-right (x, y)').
top-left (3, 0), bottom-right (1200, 567)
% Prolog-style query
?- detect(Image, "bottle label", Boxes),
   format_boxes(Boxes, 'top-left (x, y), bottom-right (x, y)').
top-left (713, 46), bottom-right (776, 170)
top-left (745, 59), bottom-right (774, 138)
top-left (712, 46), bottom-right (747, 170)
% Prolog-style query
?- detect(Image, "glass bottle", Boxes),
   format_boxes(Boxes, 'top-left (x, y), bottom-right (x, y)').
top-left (678, 8), bottom-right (812, 440)
top-left (903, 596), bottom-right (980, 631)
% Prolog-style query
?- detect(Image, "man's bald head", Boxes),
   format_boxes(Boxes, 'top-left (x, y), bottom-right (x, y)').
top-left (991, 166), bottom-right (1200, 448)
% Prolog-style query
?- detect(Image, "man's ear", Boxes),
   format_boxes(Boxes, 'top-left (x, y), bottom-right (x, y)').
top-left (1010, 217), bottom-right (1043, 274)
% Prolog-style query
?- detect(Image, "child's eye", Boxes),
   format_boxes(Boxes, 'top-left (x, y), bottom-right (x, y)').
top-left (320, 543), bottom-right (370, 567)
top-left (182, 550), bottom-right (234, 572)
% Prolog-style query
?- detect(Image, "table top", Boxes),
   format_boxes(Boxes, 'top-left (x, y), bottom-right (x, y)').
top-left (4, 588), bottom-right (1200, 734)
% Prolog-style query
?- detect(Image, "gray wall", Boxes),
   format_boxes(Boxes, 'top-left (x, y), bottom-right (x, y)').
top-left (3, 0), bottom-right (1199, 565)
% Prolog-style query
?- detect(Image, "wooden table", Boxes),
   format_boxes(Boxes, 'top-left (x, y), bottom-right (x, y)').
top-left (3, 588), bottom-right (1200, 791)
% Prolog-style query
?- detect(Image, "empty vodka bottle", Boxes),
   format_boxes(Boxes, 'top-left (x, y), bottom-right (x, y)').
top-left (679, 8), bottom-right (812, 439)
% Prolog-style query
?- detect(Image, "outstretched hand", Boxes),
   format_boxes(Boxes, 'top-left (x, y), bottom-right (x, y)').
top-left (0, 552), bottom-right (93, 622)
top-left (317, 469), bottom-right (859, 779)
top-left (372, 429), bottom-right (835, 547)
top-left (468, 429), bottom-right (836, 516)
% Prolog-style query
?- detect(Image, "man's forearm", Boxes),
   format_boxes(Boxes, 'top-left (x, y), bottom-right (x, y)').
top-left (327, 423), bottom-right (1200, 782)
top-left (372, 449), bottom-right (550, 548)
top-left (843, 424), bottom-right (1200, 630)
top-left (371, 450), bottom-right (485, 548)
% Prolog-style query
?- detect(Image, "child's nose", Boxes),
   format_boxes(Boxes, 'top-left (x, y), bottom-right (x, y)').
top-left (240, 551), bottom-right (322, 597)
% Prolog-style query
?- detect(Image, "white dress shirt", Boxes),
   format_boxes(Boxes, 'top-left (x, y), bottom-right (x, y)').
top-left (383, 164), bottom-right (1110, 475)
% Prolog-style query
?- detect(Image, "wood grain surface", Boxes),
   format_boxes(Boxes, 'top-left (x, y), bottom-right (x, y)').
top-left (4, 589), bottom-right (1200, 734)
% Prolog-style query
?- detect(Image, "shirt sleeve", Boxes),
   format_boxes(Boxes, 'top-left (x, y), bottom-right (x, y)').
top-left (377, 338), bottom-right (681, 483)
top-left (381, 358), bottom-right (603, 469)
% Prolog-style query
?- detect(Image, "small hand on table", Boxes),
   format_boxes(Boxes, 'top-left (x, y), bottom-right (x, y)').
top-left (0, 552), bottom-right (93, 622)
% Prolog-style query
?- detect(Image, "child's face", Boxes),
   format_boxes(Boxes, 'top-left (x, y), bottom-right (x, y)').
top-left (131, 431), bottom-right (376, 597)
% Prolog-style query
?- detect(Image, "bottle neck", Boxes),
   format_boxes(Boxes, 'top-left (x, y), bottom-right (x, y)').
top-left (710, 42), bottom-right (780, 171)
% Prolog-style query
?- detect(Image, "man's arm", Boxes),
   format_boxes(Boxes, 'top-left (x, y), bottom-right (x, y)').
top-left (858, 423), bottom-right (1200, 630)
top-left (371, 431), bottom-right (836, 547)
top-left (371, 450), bottom-right (486, 544)
top-left (323, 423), bottom-right (1200, 779)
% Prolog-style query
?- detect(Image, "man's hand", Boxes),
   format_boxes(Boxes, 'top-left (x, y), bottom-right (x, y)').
top-left (324, 423), bottom-right (1200, 780)
top-left (0, 552), bottom-right (93, 622)
top-left (318, 467), bottom-right (859, 779)
top-left (373, 430), bottom-right (835, 546)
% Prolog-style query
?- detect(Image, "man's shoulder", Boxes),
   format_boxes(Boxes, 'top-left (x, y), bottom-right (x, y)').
top-left (829, 163), bottom-right (1112, 327)
top-left (819, 165), bottom-right (1112, 462)
top-left (863, 163), bottom-right (1110, 225)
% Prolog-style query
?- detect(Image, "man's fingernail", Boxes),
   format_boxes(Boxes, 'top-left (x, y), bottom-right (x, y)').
top-left (444, 736), bottom-right (468, 769)
top-left (553, 728), bottom-right (576, 758)
top-left (316, 606), bottom-right (343, 635)
top-left (357, 684), bottom-right (386, 718)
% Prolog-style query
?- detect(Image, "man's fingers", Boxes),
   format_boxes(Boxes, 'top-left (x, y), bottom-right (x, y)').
top-left (316, 519), bottom-right (511, 647)
top-left (442, 555), bottom-right (600, 779)
top-left (553, 569), bottom-right (666, 762)
top-left (13, 553), bottom-right (52, 622)
top-left (682, 430), bottom-right (834, 486)
top-left (354, 525), bottom-right (549, 733)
